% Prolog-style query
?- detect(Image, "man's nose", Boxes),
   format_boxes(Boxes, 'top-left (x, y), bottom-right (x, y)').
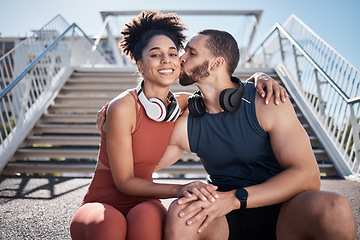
top-left (180, 55), bottom-right (186, 63)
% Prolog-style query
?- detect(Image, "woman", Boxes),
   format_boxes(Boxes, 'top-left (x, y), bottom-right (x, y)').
top-left (71, 10), bottom-right (288, 240)
top-left (70, 10), bottom-right (219, 240)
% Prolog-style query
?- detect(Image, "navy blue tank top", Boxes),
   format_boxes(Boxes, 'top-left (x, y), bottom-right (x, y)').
top-left (188, 82), bottom-right (283, 189)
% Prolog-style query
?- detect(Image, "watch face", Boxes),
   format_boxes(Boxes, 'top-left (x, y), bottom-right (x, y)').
top-left (236, 188), bottom-right (248, 200)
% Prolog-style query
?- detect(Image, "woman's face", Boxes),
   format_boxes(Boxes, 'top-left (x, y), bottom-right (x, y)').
top-left (137, 35), bottom-right (181, 87)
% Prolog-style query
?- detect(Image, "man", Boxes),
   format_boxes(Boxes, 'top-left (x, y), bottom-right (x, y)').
top-left (158, 30), bottom-right (356, 240)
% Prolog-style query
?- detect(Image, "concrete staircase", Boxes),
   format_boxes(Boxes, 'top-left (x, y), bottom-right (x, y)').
top-left (2, 68), bottom-right (339, 178)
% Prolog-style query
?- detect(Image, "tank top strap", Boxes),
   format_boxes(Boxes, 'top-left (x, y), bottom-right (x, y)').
top-left (129, 89), bottom-right (142, 132)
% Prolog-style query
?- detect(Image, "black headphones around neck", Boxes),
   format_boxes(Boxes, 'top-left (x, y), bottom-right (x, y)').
top-left (187, 76), bottom-right (244, 117)
top-left (136, 80), bottom-right (181, 122)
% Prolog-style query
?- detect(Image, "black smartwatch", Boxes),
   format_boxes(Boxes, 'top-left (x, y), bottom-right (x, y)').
top-left (235, 188), bottom-right (248, 210)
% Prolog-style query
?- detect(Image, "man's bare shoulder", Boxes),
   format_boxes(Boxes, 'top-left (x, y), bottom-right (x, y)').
top-left (254, 91), bottom-right (296, 132)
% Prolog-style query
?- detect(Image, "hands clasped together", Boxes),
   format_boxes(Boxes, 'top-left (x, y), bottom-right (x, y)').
top-left (176, 182), bottom-right (235, 233)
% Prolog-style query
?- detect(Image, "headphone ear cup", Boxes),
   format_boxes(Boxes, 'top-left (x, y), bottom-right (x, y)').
top-left (231, 81), bottom-right (244, 108)
top-left (219, 88), bottom-right (237, 112)
top-left (164, 100), bottom-right (180, 122)
top-left (145, 97), bottom-right (167, 121)
top-left (219, 82), bottom-right (244, 112)
top-left (188, 92), bottom-right (206, 117)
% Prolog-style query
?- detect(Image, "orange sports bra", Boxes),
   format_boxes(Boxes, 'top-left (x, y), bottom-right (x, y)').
top-left (98, 90), bottom-right (175, 180)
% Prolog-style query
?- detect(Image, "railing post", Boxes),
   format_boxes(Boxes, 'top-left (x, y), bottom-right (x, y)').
top-left (292, 45), bottom-right (302, 83)
top-left (240, 12), bottom-right (262, 67)
top-left (277, 30), bottom-right (286, 64)
top-left (349, 104), bottom-right (360, 168)
top-left (261, 45), bottom-right (268, 68)
top-left (314, 69), bottom-right (326, 116)
top-left (69, 27), bottom-right (76, 65)
top-left (105, 22), bottom-right (123, 66)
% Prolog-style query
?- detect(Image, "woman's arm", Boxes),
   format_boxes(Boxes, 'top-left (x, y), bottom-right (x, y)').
top-left (105, 92), bottom-right (217, 201)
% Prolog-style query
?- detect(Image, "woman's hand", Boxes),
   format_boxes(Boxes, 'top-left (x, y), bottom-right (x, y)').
top-left (176, 181), bottom-right (219, 203)
top-left (247, 72), bottom-right (289, 105)
top-left (96, 102), bottom-right (109, 133)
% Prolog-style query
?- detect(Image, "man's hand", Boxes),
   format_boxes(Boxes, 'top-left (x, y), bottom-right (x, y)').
top-left (247, 72), bottom-right (289, 105)
top-left (177, 191), bottom-right (239, 233)
top-left (96, 102), bottom-right (109, 133)
top-left (177, 181), bottom-right (219, 203)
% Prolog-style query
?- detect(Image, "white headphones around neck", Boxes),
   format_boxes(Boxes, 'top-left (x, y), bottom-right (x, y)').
top-left (136, 81), bottom-right (181, 122)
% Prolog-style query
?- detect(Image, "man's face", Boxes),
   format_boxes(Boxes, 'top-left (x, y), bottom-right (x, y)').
top-left (179, 34), bottom-right (212, 86)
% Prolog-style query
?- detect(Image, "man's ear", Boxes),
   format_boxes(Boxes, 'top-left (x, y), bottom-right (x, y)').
top-left (210, 57), bottom-right (225, 71)
top-left (136, 61), bottom-right (144, 74)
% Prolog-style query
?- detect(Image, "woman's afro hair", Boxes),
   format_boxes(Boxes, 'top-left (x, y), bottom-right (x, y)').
top-left (119, 10), bottom-right (187, 62)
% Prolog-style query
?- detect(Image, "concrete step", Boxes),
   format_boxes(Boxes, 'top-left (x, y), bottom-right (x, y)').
top-left (54, 95), bottom-right (112, 105)
top-left (40, 113), bottom-right (97, 124)
top-left (22, 135), bottom-right (100, 147)
top-left (32, 124), bottom-right (98, 134)
top-left (66, 78), bottom-right (137, 86)
top-left (313, 149), bottom-right (330, 162)
top-left (58, 85), bottom-right (130, 97)
top-left (309, 135), bottom-right (321, 148)
top-left (10, 150), bottom-right (199, 170)
top-left (3, 161), bottom-right (97, 175)
top-left (48, 104), bottom-right (105, 114)
top-left (13, 147), bottom-right (99, 160)
top-left (71, 69), bottom-right (138, 77)
top-left (318, 163), bottom-right (339, 178)
top-left (2, 159), bottom-right (206, 176)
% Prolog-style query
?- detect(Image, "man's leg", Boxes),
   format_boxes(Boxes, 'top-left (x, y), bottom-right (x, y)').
top-left (164, 200), bottom-right (229, 240)
top-left (276, 190), bottom-right (356, 240)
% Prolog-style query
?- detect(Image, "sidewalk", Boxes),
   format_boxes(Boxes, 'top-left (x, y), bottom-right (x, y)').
top-left (0, 176), bottom-right (359, 239)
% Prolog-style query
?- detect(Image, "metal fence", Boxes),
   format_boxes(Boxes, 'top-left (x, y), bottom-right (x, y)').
top-left (0, 15), bottom-right (112, 172)
top-left (246, 15), bottom-right (360, 180)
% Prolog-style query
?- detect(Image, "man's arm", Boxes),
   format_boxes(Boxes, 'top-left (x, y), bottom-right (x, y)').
top-left (155, 110), bottom-right (191, 171)
top-left (245, 92), bottom-right (320, 207)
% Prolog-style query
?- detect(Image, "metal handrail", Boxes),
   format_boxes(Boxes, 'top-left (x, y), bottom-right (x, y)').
top-left (0, 24), bottom-right (73, 100)
top-left (248, 23), bottom-right (359, 104)
top-left (245, 15), bottom-right (360, 180)
top-left (0, 15), bottom-right (69, 61)
top-left (74, 24), bottom-right (114, 64)
top-left (0, 23), bottom-right (112, 101)
top-left (0, 18), bottom-right (114, 172)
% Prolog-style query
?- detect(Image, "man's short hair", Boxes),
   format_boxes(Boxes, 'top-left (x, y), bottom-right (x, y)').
top-left (198, 29), bottom-right (240, 75)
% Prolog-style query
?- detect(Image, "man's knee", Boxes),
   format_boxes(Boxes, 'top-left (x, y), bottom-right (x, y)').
top-left (164, 200), bottom-right (189, 239)
top-left (311, 192), bottom-right (352, 221)
top-left (316, 193), bottom-right (356, 235)
top-left (165, 200), bottom-right (183, 227)
top-left (302, 191), bottom-right (356, 239)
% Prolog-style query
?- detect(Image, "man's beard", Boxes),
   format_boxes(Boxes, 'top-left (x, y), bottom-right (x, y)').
top-left (179, 60), bottom-right (210, 86)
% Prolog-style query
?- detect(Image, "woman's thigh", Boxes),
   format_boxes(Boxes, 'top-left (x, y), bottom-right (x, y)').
top-left (70, 202), bottom-right (127, 240)
top-left (126, 200), bottom-right (167, 240)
